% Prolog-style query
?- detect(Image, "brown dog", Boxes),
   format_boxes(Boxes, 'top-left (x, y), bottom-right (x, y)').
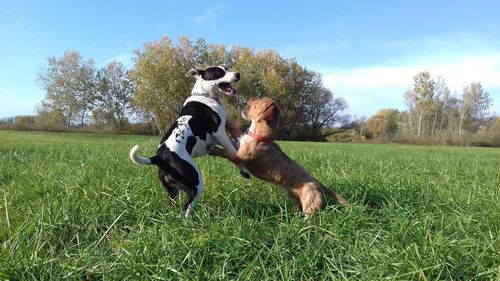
top-left (214, 97), bottom-right (348, 213)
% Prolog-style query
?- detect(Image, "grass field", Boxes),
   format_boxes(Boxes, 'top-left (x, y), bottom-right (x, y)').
top-left (0, 130), bottom-right (498, 280)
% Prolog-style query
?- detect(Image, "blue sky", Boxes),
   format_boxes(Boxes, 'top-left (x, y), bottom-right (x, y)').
top-left (1, 0), bottom-right (500, 118)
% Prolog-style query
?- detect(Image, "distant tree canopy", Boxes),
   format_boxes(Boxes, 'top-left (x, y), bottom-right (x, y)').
top-left (31, 36), bottom-right (498, 146)
top-left (36, 36), bottom-right (351, 140)
top-left (129, 36), bottom-right (352, 139)
top-left (400, 71), bottom-right (493, 141)
top-left (36, 51), bottom-right (133, 131)
top-left (129, 37), bottom-right (227, 135)
top-left (365, 109), bottom-right (402, 139)
top-left (37, 51), bottom-right (96, 126)
top-left (94, 60), bottom-right (135, 131)
top-left (361, 70), bottom-right (496, 146)
top-left (227, 47), bottom-right (351, 140)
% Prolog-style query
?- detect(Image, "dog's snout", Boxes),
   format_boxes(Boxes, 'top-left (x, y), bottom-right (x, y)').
top-left (235, 72), bottom-right (240, 80)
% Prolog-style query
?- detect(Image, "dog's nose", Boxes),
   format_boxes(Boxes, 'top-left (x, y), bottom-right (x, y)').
top-left (235, 72), bottom-right (240, 80)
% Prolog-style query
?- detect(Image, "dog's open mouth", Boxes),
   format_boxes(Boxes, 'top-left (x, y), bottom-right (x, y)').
top-left (219, 83), bottom-right (237, 95)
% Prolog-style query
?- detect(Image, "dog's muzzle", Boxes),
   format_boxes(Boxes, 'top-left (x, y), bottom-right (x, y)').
top-left (218, 72), bottom-right (240, 95)
top-left (219, 83), bottom-right (237, 95)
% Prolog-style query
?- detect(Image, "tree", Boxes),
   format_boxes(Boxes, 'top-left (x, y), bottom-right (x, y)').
top-left (37, 51), bottom-right (96, 126)
top-left (14, 115), bottom-right (36, 129)
top-left (229, 47), bottom-right (350, 140)
top-left (304, 86), bottom-right (350, 140)
top-left (94, 60), bottom-right (135, 131)
top-left (404, 71), bottom-right (436, 138)
top-left (400, 71), bottom-right (498, 145)
top-left (131, 37), bottom-right (185, 134)
top-left (366, 109), bottom-right (402, 139)
top-left (131, 36), bottom-right (227, 134)
top-left (459, 82), bottom-right (493, 138)
top-left (435, 81), bottom-right (457, 134)
top-left (130, 35), bottom-right (351, 139)
top-left (430, 76), bottom-right (449, 137)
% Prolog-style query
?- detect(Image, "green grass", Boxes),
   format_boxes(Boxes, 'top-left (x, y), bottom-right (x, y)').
top-left (1, 130), bottom-right (499, 280)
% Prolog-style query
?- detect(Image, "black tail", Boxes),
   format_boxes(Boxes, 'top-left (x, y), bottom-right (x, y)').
top-left (148, 155), bottom-right (162, 166)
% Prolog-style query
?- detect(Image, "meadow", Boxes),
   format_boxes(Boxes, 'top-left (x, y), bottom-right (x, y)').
top-left (0, 130), bottom-right (498, 280)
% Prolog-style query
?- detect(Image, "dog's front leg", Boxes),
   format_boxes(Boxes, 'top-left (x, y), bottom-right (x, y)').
top-left (213, 133), bottom-right (251, 178)
top-left (225, 120), bottom-right (243, 140)
top-left (209, 146), bottom-right (240, 164)
top-left (209, 146), bottom-right (251, 179)
top-left (225, 120), bottom-right (243, 150)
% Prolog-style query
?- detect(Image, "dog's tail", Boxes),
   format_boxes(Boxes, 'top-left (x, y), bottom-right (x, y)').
top-left (129, 145), bottom-right (153, 165)
top-left (322, 186), bottom-right (348, 205)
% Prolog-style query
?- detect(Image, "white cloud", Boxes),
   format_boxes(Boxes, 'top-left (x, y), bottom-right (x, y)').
top-left (195, 3), bottom-right (224, 32)
top-left (320, 53), bottom-right (500, 117)
top-left (429, 55), bottom-right (500, 90)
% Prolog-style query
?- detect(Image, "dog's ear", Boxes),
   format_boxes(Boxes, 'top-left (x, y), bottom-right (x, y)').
top-left (185, 69), bottom-right (204, 78)
top-left (259, 103), bottom-right (280, 123)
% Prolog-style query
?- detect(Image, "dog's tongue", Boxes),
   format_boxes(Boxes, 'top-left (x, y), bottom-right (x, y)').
top-left (220, 83), bottom-right (237, 95)
top-left (227, 86), bottom-right (237, 95)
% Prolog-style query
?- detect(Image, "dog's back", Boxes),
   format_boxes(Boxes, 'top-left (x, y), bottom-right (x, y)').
top-left (238, 141), bottom-right (313, 186)
top-left (174, 100), bottom-right (222, 157)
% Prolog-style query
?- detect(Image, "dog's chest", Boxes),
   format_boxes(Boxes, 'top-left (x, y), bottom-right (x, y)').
top-left (239, 134), bottom-right (252, 146)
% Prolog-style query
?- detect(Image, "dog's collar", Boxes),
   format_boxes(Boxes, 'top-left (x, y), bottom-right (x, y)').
top-left (192, 92), bottom-right (220, 103)
top-left (247, 131), bottom-right (273, 144)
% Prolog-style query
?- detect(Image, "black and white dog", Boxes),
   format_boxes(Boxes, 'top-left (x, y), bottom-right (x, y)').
top-left (130, 66), bottom-right (247, 217)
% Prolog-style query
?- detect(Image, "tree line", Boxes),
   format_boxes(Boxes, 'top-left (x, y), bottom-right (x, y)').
top-left (12, 36), bottom-right (350, 141)
top-left (2, 36), bottom-right (498, 146)
top-left (358, 71), bottom-right (499, 146)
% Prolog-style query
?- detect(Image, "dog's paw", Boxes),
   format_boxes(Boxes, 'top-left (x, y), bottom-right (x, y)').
top-left (206, 144), bottom-right (216, 155)
top-left (240, 169), bottom-right (251, 179)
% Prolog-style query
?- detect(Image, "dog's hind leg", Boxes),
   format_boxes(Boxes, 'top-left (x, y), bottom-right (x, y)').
top-left (158, 169), bottom-right (179, 205)
top-left (182, 181), bottom-right (203, 218)
top-left (176, 162), bottom-right (204, 218)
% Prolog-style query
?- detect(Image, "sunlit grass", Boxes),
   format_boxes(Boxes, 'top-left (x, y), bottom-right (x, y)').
top-left (1, 131), bottom-right (499, 279)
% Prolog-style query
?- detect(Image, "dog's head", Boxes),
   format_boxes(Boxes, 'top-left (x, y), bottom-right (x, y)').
top-left (186, 66), bottom-right (240, 98)
top-left (242, 97), bottom-right (281, 129)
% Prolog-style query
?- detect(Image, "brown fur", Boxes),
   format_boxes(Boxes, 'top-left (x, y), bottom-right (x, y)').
top-left (220, 97), bottom-right (348, 213)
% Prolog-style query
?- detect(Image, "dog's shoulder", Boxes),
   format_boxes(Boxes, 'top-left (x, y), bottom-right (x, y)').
top-left (184, 96), bottom-right (227, 129)
top-left (184, 96), bottom-right (224, 114)
top-left (237, 136), bottom-right (278, 162)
